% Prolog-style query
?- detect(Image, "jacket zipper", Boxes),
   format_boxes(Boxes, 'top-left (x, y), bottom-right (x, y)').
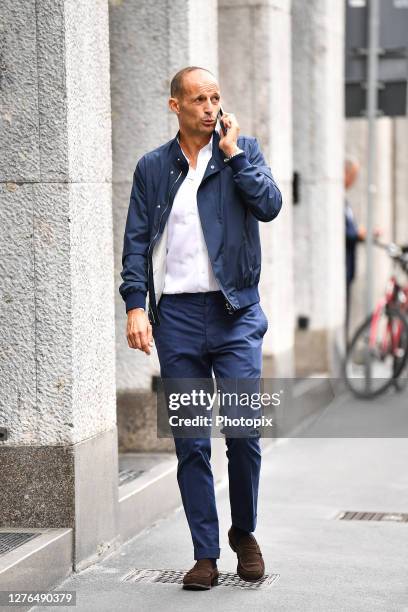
top-left (147, 169), bottom-right (183, 324)
top-left (148, 165), bottom-right (238, 323)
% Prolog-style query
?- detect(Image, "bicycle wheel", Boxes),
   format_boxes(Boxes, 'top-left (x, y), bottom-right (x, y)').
top-left (343, 306), bottom-right (408, 399)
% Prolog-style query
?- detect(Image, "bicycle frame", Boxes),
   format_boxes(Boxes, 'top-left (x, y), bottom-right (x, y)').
top-left (344, 239), bottom-right (408, 398)
top-left (369, 276), bottom-right (404, 358)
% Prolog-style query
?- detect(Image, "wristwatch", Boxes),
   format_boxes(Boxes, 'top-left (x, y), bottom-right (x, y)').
top-left (224, 146), bottom-right (244, 162)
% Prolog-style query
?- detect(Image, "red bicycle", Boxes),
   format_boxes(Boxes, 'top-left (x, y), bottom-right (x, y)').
top-left (343, 241), bottom-right (408, 399)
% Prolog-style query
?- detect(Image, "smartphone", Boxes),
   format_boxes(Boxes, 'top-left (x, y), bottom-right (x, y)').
top-left (217, 106), bottom-right (228, 136)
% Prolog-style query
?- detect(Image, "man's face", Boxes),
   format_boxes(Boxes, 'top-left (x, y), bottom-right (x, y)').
top-left (169, 70), bottom-right (221, 136)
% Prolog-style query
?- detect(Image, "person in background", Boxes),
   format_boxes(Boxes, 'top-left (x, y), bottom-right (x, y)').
top-left (344, 156), bottom-right (381, 343)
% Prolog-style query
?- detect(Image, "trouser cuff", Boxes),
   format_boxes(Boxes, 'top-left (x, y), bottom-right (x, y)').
top-left (194, 547), bottom-right (221, 560)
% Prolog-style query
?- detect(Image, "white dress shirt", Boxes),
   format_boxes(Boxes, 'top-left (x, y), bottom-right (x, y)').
top-left (345, 200), bottom-right (355, 222)
top-left (162, 135), bottom-right (220, 294)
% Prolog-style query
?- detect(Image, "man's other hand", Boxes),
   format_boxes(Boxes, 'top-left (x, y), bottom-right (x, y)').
top-left (357, 225), bottom-right (367, 241)
top-left (358, 225), bottom-right (383, 242)
top-left (126, 308), bottom-right (154, 354)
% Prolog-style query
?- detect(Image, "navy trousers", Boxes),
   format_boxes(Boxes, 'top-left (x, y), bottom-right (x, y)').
top-left (152, 290), bottom-right (268, 560)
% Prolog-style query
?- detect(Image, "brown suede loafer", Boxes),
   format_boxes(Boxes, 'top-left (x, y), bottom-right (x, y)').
top-left (228, 526), bottom-right (265, 582)
top-left (182, 558), bottom-right (219, 590)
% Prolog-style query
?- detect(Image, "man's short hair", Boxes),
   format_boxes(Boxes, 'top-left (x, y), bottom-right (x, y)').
top-left (170, 66), bottom-right (215, 98)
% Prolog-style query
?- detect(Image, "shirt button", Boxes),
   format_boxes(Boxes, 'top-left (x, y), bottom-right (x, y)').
top-left (170, 170), bottom-right (174, 174)
top-left (210, 165), bottom-right (215, 169)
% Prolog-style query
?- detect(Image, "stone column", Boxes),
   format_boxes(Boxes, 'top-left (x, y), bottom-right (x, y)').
top-left (0, 0), bottom-right (118, 570)
top-left (110, 0), bottom-right (218, 445)
top-left (394, 118), bottom-right (408, 246)
top-left (218, 0), bottom-right (295, 376)
top-left (292, 0), bottom-right (345, 375)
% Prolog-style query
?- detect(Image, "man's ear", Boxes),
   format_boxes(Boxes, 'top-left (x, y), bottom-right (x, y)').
top-left (168, 97), bottom-right (180, 115)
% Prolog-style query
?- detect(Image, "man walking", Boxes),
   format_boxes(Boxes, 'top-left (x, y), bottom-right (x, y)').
top-left (119, 66), bottom-right (282, 589)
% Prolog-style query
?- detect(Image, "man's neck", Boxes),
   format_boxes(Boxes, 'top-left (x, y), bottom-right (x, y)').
top-left (178, 130), bottom-right (212, 168)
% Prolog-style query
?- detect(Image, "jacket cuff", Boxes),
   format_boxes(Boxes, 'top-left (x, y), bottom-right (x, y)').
top-left (228, 151), bottom-right (251, 174)
top-left (125, 291), bottom-right (147, 313)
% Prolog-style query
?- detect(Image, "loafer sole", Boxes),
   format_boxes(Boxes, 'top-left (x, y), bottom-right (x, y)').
top-left (182, 576), bottom-right (218, 590)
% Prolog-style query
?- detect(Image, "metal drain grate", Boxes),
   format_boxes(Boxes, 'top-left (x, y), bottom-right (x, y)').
top-left (337, 511), bottom-right (408, 522)
top-left (118, 468), bottom-right (145, 485)
top-left (0, 532), bottom-right (40, 556)
top-left (122, 568), bottom-right (279, 589)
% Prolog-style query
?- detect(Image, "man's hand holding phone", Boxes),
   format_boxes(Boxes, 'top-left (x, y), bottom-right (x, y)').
top-left (126, 308), bottom-right (154, 354)
top-left (217, 107), bottom-right (241, 158)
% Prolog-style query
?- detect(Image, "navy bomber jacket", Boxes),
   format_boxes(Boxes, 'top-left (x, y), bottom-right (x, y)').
top-left (119, 129), bottom-right (283, 326)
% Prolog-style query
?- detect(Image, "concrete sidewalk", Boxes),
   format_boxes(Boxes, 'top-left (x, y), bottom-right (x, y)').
top-left (33, 390), bottom-right (408, 612)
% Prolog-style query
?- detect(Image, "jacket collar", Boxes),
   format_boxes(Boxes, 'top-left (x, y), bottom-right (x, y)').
top-left (170, 129), bottom-right (228, 177)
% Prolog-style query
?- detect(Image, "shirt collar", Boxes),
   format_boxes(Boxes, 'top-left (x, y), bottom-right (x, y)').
top-left (177, 134), bottom-right (213, 162)
top-left (171, 130), bottom-right (226, 173)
